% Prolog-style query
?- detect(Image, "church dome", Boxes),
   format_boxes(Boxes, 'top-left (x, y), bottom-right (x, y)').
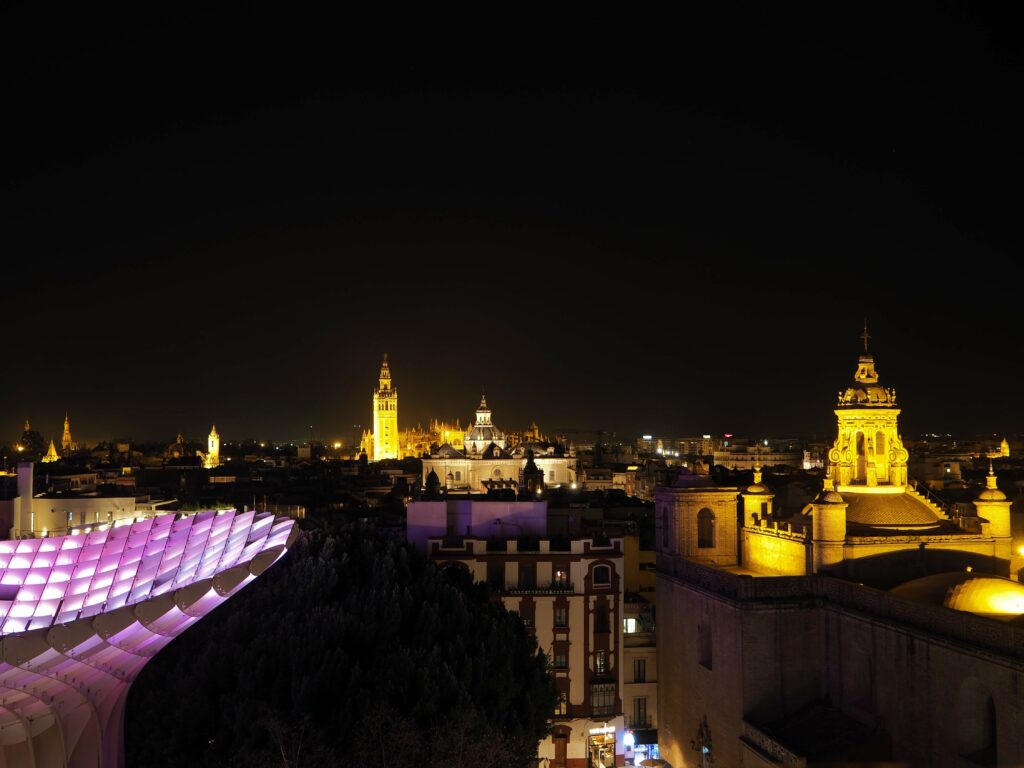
top-left (892, 572), bottom-right (1024, 620)
top-left (745, 467), bottom-right (770, 495)
top-left (977, 467), bottom-right (1007, 501)
top-left (464, 394), bottom-right (507, 453)
top-left (842, 490), bottom-right (942, 528)
top-left (837, 354), bottom-right (897, 408)
top-left (815, 489), bottom-right (845, 504)
top-left (977, 486), bottom-right (1007, 502)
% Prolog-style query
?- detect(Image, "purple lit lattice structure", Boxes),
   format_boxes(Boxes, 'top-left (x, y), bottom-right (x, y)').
top-left (0, 510), bottom-right (296, 767)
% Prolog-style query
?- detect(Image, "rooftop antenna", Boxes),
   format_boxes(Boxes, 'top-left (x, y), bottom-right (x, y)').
top-left (860, 318), bottom-right (871, 353)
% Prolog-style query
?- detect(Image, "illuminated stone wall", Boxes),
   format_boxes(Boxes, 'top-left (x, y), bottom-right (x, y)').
top-left (742, 525), bottom-right (809, 576)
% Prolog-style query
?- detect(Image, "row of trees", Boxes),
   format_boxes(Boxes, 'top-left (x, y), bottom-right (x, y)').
top-left (126, 524), bottom-right (556, 767)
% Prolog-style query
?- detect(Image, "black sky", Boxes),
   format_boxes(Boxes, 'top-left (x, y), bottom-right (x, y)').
top-left (4, 7), bottom-right (1022, 445)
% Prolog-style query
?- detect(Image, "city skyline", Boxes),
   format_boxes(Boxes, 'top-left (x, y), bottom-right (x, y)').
top-left (7, 334), bottom-right (1020, 447)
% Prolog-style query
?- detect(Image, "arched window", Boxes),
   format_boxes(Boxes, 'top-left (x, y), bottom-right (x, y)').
top-left (697, 508), bottom-right (716, 549)
top-left (592, 564), bottom-right (611, 587)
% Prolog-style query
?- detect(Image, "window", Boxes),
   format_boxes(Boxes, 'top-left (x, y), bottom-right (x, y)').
top-left (595, 605), bottom-right (609, 633)
top-left (454, 471), bottom-right (461, 481)
top-left (624, 618), bottom-right (638, 634)
top-left (634, 658), bottom-right (646, 683)
top-left (519, 563), bottom-right (536, 589)
top-left (697, 508), bottom-right (716, 549)
top-left (553, 568), bottom-right (568, 588)
top-left (698, 622), bottom-right (713, 669)
top-left (554, 606), bottom-right (568, 628)
top-left (591, 683), bottom-right (616, 717)
top-left (633, 696), bottom-right (648, 727)
top-left (554, 652), bottom-right (568, 669)
top-left (661, 506), bottom-right (669, 549)
top-left (554, 691), bottom-right (568, 716)
top-left (592, 564), bottom-right (611, 587)
top-left (549, 470), bottom-right (555, 481)
top-left (595, 650), bottom-right (607, 674)
top-left (487, 561), bottom-right (504, 590)
top-left (760, 501), bottom-right (768, 516)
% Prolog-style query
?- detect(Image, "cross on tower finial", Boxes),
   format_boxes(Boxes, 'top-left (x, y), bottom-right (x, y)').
top-left (860, 319), bottom-right (871, 353)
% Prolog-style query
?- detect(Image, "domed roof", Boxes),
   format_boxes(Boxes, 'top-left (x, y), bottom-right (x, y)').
top-left (892, 572), bottom-right (1024, 620)
top-left (842, 490), bottom-right (942, 528)
top-left (815, 489), bottom-right (845, 504)
top-left (745, 468), bottom-right (770, 495)
top-left (466, 424), bottom-right (505, 443)
top-left (976, 465), bottom-right (1007, 501)
top-left (977, 487), bottom-right (1007, 501)
top-left (837, 354), bottom-right (897, 408)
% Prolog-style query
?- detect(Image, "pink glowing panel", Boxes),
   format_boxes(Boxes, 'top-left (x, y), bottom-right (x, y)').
top-left (0, 509), bottom-right (296, 767)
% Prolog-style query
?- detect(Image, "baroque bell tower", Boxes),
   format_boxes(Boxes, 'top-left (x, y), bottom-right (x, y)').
top-left (372, 354), bottom-right (399, 460)
top-left (828, 324), bottom-right (909, 491)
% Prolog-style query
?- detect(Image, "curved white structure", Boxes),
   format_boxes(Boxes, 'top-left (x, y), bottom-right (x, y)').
top-left (0, 510), bottom-right (296, 767)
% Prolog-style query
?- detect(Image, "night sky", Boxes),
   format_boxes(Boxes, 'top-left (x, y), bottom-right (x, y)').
top-left (5, 8), bottom-right (1022, 445)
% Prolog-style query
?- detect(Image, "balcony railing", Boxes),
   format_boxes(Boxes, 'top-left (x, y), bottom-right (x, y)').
top-left (504, 582), bottom-right (575, 595)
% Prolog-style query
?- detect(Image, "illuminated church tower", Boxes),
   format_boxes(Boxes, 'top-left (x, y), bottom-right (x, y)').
top-left (61, 412), bottom-right (77, 452)
top-left (372, 354), bottom-right (399, 460)
top-left (204, 425), bottom-right (221, 468)
top-left (828, 324), bottom-right (909, 491)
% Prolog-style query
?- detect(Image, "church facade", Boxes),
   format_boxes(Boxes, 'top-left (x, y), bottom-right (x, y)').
top-left (422, 396), bottom-right (577, 492)
top-left (655, 340), bottom-right (1023, 767)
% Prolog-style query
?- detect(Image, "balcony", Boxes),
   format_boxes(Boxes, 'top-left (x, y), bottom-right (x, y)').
top-left (624, 630), bottom-right (656, 648)
top-left (504, 582), bottom-right (575, 595)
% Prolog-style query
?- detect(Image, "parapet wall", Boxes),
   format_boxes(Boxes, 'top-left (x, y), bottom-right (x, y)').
top-left (657, 552), bottom-right (1024, 661)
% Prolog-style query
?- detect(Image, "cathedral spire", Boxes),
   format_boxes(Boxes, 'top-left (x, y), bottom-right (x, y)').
top-left (42, 439), bottom-right (59, 463)
top-left (378, 354), bottom-right (392, 390)
top-left (62, 412), bottom-right (76, 452)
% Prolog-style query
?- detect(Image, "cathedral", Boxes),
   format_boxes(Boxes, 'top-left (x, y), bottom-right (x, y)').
top-left (356, 356), bottom-right (472, 461)
top-left (421, 395), bottom-right (577, 492)
top-left (655, 336), bottom-right (1024, 767)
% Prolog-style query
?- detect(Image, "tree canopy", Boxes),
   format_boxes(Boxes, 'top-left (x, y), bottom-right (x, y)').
top-left (126, 525), bottom-right (555, 767)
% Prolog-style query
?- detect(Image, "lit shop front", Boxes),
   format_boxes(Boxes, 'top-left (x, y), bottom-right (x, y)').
top-left (588, 725), bottom-right (617, 768)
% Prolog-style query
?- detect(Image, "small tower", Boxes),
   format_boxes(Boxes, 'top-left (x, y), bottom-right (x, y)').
top-left (42, 439), bottom-right (60, 463)
top-left (810, 471), bottom-right (848, 573)
top-left (61, 413), bottom-right (77, 452)
top-left (372, 354), bottom-right (399, 461)
top-left (522, 449), bottom-right (545, 496)
top-left (974, 462), bottom-right (1012, 571)
top-left (205, 425), bottom-right (220, 469)
top-left (424, 469), bottom-right (442, 499)
top-left (741, 465), bottom-right (774, 525)
top-left (1000, 437), bottom-right (1010, 458)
